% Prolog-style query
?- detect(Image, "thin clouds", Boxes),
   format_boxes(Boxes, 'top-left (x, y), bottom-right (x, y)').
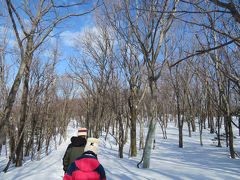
top-left (60, 26), bottom-right (99, 48)
top-left (60, 31), bottom-right (82, 48)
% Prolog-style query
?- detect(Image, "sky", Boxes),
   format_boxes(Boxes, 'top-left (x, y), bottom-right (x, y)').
top-left (1, 0), bottom-right (239, 84)
top-left (0, 0), bottom-right (97, 78)
top-left (55, 13), bottom-right (95, 74)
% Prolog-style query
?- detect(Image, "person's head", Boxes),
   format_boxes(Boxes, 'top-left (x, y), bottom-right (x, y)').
top-left (84, 138), bottom-right (99, 155)
top-left (78, 128), bottom-right (87, 138)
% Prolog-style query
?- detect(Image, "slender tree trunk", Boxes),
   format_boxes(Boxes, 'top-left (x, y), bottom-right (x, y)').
top-left (15, 65), bottom-right (30, 167)
top-left (54, 134), bottom-right (58, 150)
top-left (139, 119), bottom-right (144, 150)
top-left (199, 117), bottom-right (203, 146)
top-left (0, 61), bottom-right (26, 133)
top-left (164, 114), bottom-right (168, 138)
top-left (176, 93), bottom-right (183, 148)
top-left (0, 34), bottom-right (34, 134)
top-left (104, 119), bottom-right (111, 141)
top-left (178, 117), bottom-right (183, 148)
top-left (143, 116), bottom-right (156, 168)
top-left (0, 143), bottom-right (2, 155)
top-left (224, 117), bottom-right (229, 147)
top-left (143, 80), bottom-right (157, 168)
top-left (217, 115), bottom-right (222, 147)
top-left (5, 140), bottom-right (7, 157)
top-left (191, 119), bottom-right (196, 132)
top-left (45, 136), bottom-right (51, 156)
top-left (129, 97), bottom-right (137, 156)
top-left (227, 115), bottom-right (235, 158)
top-left (188, 121), bottom-right (191, 137)
top-left (159, 116), bottom-right (167, 139)
top-left (0, 130), bottom-right (6, 155)
top-left (238, 116), bottom-right (240, 136)
top-left (25, 115), bottom-right (37, 157)
top-left (112, 120), bottom-right (115, 136)
top-left (37, 118), bottom-right (45, 161)
top-left (37, 133), bottom-right (43, 161)
top-left (124, 115), bottom-right (129, 144)
top-left (118, 113), bottom-right (124, 158)
top-left (209, 116), bottom-right (214, 134)
top-left (3, 122), bottom-right (18, 172)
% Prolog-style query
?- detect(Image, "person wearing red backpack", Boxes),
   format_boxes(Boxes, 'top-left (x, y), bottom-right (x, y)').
top-left (63, 138), bottom-right (106, 180)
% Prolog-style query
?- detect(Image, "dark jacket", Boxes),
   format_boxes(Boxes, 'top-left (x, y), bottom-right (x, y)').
top-left (63, 151), bottom-right (106, 180)
top-left (63, 136), bottom-right (87, 172)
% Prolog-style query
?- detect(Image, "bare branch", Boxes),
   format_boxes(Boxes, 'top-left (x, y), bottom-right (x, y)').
top-left (5, 0), bottom-right (24, 55)
top-left (134, 8), bottom-right (230, 14)
top-left (170, 37), bottom-right (239, 67)
top-left (210, 0), bottom-right (240, 24)
top-left (7, 0), bottom-right (28, 36)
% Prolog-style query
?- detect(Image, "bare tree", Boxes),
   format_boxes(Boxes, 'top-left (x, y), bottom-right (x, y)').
top-left (69, 24), bottom-right (114, 137)
top-left (0, 0), bottom-right (99, 170)
top-left (116, 0), bottom-right (180, 168)
top-left (0, 0), bottom-right (98, 137)
top-left (171, 0), bottom-right (240, 66)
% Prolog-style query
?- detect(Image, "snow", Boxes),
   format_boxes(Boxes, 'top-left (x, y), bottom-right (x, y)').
top-left (0, 120), bottom-right (240, 180)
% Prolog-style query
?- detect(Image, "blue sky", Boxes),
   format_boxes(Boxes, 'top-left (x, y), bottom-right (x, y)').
top-left (55, 13), bottom-right (95, 74)
top-left (0, 0), bottom-right (97, 77)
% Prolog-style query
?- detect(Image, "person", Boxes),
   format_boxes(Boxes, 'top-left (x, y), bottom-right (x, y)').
top-left (63, 127), bottom-right (88, 173)
top-left (63, 138), bottom-right (106, 180)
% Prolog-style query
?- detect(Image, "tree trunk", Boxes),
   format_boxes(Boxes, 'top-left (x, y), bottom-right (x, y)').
top-left (112, 120), bottom-right (115, 136)
top-left (227, 115), bottom-right (235, 158)
top-left (143, 80), bottom-right (157, 168)
top-left (45, 136), bottom-right (51, 156)
top-left (15, 65), bottom-right (30, 167)
top-left (139, 119), bottom-right (144, 150)
top-left (37, 134), bottom-right (43, 161)
top-left (129, 98), bottom-right (137, 157)
top-left (176, 93), bottom-right (183, 148)
top-left (37, 118), bottom-right (44, 161)
top-left (188, 121), bottom-right (191, 137)
top-left (0, 129), bottom-right (6, 155)
top-left (199, 115), bottom-right (203, 146)
top-left (209, 116), bottom-right (214, 134)
top-left (0, 56), bottom-right (27, 132)
top-left (216, 115), bottom-right (222, 147)
top-left (0, 33), bottom-right (34, 134)
top-left (238, 116), bottom-right (240, 136)
top-left (163, 114), bottom-right (168, 139)
top-left (191, 120), bottom-right (196, 132)
top-left (104, 119), bottom-right (111, 141)
top-left (143, 116), bottom-right (156, 168)
top-left (3, 123), bottom-right (16, 172)
top-left (178, 117), bottom-right (183, 148)
top-left (118, 113), bottom-right (124, 158)
top-left (224, 117), bottom-right (229, 147)
top-left (25, 114), bottom-right (37, 157)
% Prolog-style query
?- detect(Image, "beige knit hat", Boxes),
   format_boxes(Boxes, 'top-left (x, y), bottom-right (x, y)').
top-left (78, 128), bottom-right (87, 136)
top-left (84, 138), bottom-right (99, 155)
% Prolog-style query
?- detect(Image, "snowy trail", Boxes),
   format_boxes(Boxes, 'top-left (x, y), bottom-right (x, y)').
top-left (0, 145), bottom-right (66, 180)
top-left (0, 121), bottom-right (240, 180)
top-left (0, 124), bottom-right (76, 180)
top-left (100, 124), bottom-right (240, 180)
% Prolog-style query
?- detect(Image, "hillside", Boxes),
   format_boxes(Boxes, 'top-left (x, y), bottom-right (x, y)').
top-left (0, 120), bottom-right (240, 180)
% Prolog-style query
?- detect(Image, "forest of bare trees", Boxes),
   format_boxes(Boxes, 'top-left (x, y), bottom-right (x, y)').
top-left (0, 0), bottom-right (239, 172)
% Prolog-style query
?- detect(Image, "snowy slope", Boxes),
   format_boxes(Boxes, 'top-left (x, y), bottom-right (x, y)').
top-left (100, 121), bottom-right (240, 180)
top-left (0, 120), bottom-right (240, 180)
top-left (0, 123), bottom-right (77, 180)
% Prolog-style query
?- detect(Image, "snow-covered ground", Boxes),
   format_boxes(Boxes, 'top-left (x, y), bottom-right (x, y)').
top-left (0, 120), bottom-right (240, 180)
